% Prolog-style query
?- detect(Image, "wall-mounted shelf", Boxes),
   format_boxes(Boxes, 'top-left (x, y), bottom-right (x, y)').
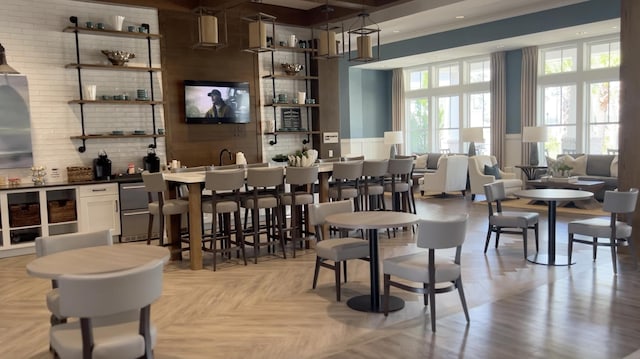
top-left (65, 64), bottom-right (161, 72)
top-left (262, 74), bottom-right (318, 80)
top-left (64, 15), bottom-right (162, 153)
top-left (264, 103), bottom-right (320, 108)
top-left (68, 100), bottom-right (164, 105)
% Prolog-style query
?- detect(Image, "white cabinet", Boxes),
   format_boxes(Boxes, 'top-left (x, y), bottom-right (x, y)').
top-left (78, 183), bottom-right (121, 235)
top-left (0, 186), bottom-right (79, 258)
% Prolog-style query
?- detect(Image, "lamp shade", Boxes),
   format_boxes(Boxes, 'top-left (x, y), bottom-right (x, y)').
top-left (522, 126), bottom-right (547, 143)
top-left (198, 15), bottom-right (218, 44)
top-left (384, 131), bottom-right (403, 145)
top-left (461, 127), bottom-right (484, 143)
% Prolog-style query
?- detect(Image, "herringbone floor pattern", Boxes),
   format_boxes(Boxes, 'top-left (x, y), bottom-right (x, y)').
top-left (2, 194), bottom-right (640, 358)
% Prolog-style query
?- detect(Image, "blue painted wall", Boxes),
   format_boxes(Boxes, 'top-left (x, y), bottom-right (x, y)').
top-left (341, 0), bottom-right (620, 139)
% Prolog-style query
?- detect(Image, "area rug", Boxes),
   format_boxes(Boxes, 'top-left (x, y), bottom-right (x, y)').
top-left (473, 197), bottom-right (607, 217)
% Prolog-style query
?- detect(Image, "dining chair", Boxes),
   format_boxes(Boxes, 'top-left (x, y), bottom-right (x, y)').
top-left (281, 165), bottom-right (319, 258)
top-left (35, 229), bottom-right (114, 326)
top-left (242, 166), bottom-right (287, 263)
top-left (382, 215), bottom-right (470, 332)
top-left (309, 200), bottom-right (370, 302)
top-left (568, 188), bottom-right (639, 273)
top-left (142, 171), bottom-right (190, 246)
top-left (202, 168), bottom-right (247, 271)
top-left (483, 182), bottom-right (539, 258)
top-left (49, 259), bottom-right (164, 359)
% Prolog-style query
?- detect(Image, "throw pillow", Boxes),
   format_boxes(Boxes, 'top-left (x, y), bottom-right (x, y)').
top-left (545, 156), bottom-right (557, 170)
top-left (484, 164), bottom-right (502, 179)
top-left (415, 154), bottom-right (428, 169)
top-left (427, 153), bottom-right (443, 169)
top-left (557, 155), bottom-right (587, 176)
top-left (610, 156), bottom-right (618, 177)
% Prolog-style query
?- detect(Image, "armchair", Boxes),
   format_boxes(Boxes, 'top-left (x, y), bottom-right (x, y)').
top-left (418, 155), bottom-right (468, 197)
top-left (468, 155), bottom-right (522, 200)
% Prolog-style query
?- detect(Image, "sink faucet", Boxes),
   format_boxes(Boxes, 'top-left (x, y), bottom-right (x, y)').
top-left (219, 148), bottom-right (232, 166)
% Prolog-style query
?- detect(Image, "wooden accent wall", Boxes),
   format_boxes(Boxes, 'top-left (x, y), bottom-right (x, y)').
top-left (619, 0), bottom-right (640, 252)
top-left (158, 8), bottom-right (262, 166)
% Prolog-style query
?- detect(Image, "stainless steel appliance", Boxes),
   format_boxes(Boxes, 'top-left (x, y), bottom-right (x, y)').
top-left (118, 181), bottom-right (157, 242)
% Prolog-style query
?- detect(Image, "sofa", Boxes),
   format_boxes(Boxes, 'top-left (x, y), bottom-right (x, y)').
top-left (412, 152), bottom-right (446, 176)
top-left (468, 155), bottom-right (523, 200)
top-left (418, 155), bottom-right (469, 197)
top-left (546, 154), bottom-right (618, 201)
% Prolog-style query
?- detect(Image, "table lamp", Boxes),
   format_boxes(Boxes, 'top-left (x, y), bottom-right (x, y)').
top-left (522, 126), bottom-right (547, 166)
top-left (461, 127), bottom-right (484, 157)
top-left (384, 131), bottom-right (403, 159)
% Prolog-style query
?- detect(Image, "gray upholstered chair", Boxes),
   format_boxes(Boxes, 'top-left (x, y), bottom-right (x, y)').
top-left (35, 229), bottom-right (114, 326)
top-left (483, 181), bottom-right (539, 258)
top-left (328, 161), bottom-right (363, 211)
top-left (384, 158), bottom-right (416, 214)
top-left (141, 171), bottom-right (190, 246)
top-left (360, 160), bottom-right (389, 211)
top-left (382, 215), bottom-right (470, 332)
top-left (281, 165), bottom-right (319, 258)
top-left (309, 200), bottom-right (369, 302)
top-left (202, 168), bottom-right (247, 271)
top-left (49, 259), bottom-right (164, 359)
top-left (242, 166), bottom-right (286, 263)
top-left (568, 188), bottom-right (639, 273)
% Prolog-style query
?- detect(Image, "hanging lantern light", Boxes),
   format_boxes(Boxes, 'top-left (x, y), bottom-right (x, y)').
top-left (193, 7), bottom-right (227, 50)
top-left (348, 12), bottom-right (380, 62)
top-left (313, 2), bottom-right (344, 60)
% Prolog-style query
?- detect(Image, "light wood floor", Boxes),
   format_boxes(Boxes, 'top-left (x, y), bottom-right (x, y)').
top-left (2, 194), bottom-right (640, 359)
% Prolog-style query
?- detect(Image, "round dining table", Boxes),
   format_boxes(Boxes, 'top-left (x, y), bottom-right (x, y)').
top-left (515, 189), bottom-right (593, 266)
top-left (26, 244), bottom-right (170, 279)
top-left (325, 210), bottom-right (420, 313)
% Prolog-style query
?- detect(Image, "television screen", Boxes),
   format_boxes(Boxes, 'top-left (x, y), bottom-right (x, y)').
top-left (184, 80), bottom-right (250, 124)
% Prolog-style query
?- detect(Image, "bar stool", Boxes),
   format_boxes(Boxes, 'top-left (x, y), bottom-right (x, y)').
top-left (201, 168), bottom-right (247, 271)
top-left (384, 158), bottom-right (416, 214)
top-left (141, 171), bottom-right (190, 246)
top-left (281, 165), bottom-right (319, 258)
top-left (242, 166), bottom-right (287, 263)
top-left (328, 161), bottom-right (363, 211)
top-left (360, 159), bottom-right (388, 211)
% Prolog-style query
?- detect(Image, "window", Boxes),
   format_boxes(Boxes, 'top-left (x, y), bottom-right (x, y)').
top-left (404, 56), bottom-right (490, 155)
top-left (538, 36), bottom-right (619, 158)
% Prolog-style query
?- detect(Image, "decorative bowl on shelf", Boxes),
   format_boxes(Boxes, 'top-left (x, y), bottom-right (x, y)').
top-left (101, 50), bottom-right (135, 66)
top-left (281, 63), bottom-right (303, 76)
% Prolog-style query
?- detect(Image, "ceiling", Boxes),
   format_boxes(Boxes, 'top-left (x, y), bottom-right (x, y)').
top-left (93, 0), bottom-right (620, 69)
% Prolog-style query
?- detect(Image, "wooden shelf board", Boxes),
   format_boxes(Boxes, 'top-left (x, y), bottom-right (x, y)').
top-left (65, 63), bottom-right (161, 72)
top-left (63, 26), bottom-right (161, 39)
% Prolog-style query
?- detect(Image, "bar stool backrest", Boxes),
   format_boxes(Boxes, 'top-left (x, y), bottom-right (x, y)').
top-left (362, 160), bottom-right (389, 178)
top-left (142, 171), bottom-right (168, 193)
top-left (603, 188), bottom-right (639, 214)
top-left (205, 169), bottom-right (245, 192)
top-left (387, 158), bottom-right (413, 176)
top-left (246, 167), bottom-right (284, 188)
top-left (332, 161), bottom-right (363, 181)
top-left (286, 166), bottom-right (319, 186)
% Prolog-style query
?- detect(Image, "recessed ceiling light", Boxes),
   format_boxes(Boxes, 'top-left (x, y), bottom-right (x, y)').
top-left (612, 26), bottom-right (618, 29)
top-left (496, 45), bottom-right (505, 49)
top-left (455, 15), bottom-right (465, 19)
top-left (576, 31), bottom-right (588, 35)
top-left (392, 30), bottom-right (400, 33)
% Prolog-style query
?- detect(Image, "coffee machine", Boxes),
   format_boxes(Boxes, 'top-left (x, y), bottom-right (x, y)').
top-left (93, 150), bottom-right (112, 180)
top-left (144, 148), bottom-right (160, 173)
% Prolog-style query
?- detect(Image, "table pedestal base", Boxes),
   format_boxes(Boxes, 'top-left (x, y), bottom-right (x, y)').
top-left (347, 295), bottom-right (404, 313)
top-left (527, 253), bottom-right (575, 266)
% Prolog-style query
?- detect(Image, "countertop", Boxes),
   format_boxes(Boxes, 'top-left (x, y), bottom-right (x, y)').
top-left (0, 173), bottom-right (142, 191)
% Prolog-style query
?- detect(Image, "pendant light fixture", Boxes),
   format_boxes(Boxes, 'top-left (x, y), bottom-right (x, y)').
top-left (348, 11), bottom-right (380, 62)
top-left (313, 2), bottom-right (343, 60)
top-left (193, 6), bottom-right (227, 50)
top-left (242, 12), bottom-right (276, 53)
top-left (0, 43), bottom-right (19, 74)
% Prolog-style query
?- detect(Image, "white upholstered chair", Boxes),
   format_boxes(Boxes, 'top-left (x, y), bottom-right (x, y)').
top-left (418, 155), bottom-right (469, 197)
top-left (49, 259), bottom-right (163, 359)
top-left (568, 188), bottom-right (639, 273)
top-left (309, 200), bottom-right (369, 302)
top-left (382, 215), bottom-right (470, 332)
top-left (35, 229), bottom-right (114, 326)
top-left (468, 155), bottom-right (522, 200)
top-left (483, 182), bottom-right (539, 258)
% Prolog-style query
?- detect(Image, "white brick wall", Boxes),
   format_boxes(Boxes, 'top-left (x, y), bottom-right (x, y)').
top-left (0, 0), bottom-right (164, 183)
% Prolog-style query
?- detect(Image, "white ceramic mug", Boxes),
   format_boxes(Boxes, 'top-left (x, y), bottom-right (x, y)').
top-left (111, 15), bottom-right (125, 31)
top-left (82, 85), bottom-right (96, 100)
top-left (297, 92), bottom-right (306, 105)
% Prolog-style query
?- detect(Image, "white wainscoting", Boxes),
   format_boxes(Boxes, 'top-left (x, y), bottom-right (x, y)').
top-left (340, 137), bottom-right (387, 160)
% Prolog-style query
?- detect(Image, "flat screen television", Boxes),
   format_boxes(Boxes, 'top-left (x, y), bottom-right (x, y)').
top-left (184, 80), bottom-right (250, 124)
